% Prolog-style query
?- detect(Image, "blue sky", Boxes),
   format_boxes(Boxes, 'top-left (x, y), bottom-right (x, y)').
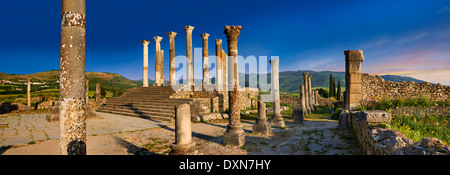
top-left (0, 0), bottom-right (449, 85)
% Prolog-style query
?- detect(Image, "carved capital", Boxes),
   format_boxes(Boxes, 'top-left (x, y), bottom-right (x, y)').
top-left (183, 25), bottom-right (195, 34)
top-left (215, 39), bottom-right (222, 45)
top-left (269, 59), bottom-right (279, 64)
top-left (141, 40), bottom-right (150, 45)
top-left (166, 31), bottom-right (177, 39)
top-left (201, 33), bottom-right (210, 40)
top-left (153, 36), bottom-right (163, 43)
top-left (303, 72), bottom-right (309, 76)
top-left (224, 25), bottom-right (242, 41)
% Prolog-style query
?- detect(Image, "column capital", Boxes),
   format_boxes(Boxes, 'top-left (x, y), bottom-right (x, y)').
top-left (224, 25), bottom-right (242, 41)
top-left (308, 75), bottom-right (312, 78)
top-left (303, 72), bottom-right (309, 76)
top-left (215, 39), bottom-right (222, 45)
top-left (183, 25), bottom-right (195, 34)
top-left (153, 36), bottom-right (163, 43)
top-left (141, 40), bottom-right (150, 45)
top-left (167, 31), bottom-right (177, 38)
top-left (201, 33), bottom-right (210, 40)
top-left (269, 59), bottom-right (279, 64)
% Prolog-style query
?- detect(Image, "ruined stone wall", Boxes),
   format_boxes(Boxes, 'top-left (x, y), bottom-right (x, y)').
top-left (391, 106), bottom-right (450, 117)
top-left (361, 73), bottom-right (450, 102)
top-left (339, 110), bottom-right (449, 155)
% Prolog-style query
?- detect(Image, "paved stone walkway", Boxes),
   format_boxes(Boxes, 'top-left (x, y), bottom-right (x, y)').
top-left (0, 112), bottom-right (165, 147)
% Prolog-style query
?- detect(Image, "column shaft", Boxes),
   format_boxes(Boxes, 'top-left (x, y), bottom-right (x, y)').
top-left (59, 0), bottom-right (87, 155)
top-left (167, 32), bottom-right (177, 85)
top-left (141, 40), bottom-right (150, 87)
top-left (201, 33), bottom-right (210, 84)
top-left (184, 26), bottom-right (194, 86)
top-left (154, 36), bottom-right (163, 86)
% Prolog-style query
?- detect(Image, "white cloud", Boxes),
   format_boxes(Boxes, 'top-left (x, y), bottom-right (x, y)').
top-left (437, 6), bottom-right (450, 14)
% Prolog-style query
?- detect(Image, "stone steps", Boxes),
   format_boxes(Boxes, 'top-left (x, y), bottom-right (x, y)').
top-left (97, 86), bottom-right (193, 122)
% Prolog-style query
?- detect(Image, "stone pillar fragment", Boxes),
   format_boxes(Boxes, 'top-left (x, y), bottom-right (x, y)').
top-left (170, 104), bottom-right (197, 155)
top-left (269, 59), bottom-right (285, 128)
top-left (160, 50), bottom-right (165, 85)
top-left (252, 101), bottom-right (271, 135)
top-left (344, 50), bottom-right (364, 110)
top-left (303, 73), bottom-right (311, 114)
top-left (59, 0), bottom-right (87, 155)
top-left (223, 25), bottom-right (245, 147)
top-left (201, 33), bottom-right (210, 84)
top-left (184, 25), bottom-right (195, 86)
top-left (141, 40), bottom-right (150, 87)
top-left (167, 32), bottom-right (177, 86)
top-left (154, 36), bottom-right (163, 86)
top-left (27, 78), bottom-right (31, 107)
top-left (96, 83), bottom-right (101, 104)
top-left (308, 75), bottom-right (314, 111)
top-left (293, 85), bottom-right (306, 124)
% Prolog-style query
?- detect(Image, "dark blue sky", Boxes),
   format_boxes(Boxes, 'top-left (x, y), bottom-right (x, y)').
top-left (0, 0), bottom-right (449, 84)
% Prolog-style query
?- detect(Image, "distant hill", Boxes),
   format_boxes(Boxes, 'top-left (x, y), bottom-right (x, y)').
top-left (0, 70), bottom-right (428, 94)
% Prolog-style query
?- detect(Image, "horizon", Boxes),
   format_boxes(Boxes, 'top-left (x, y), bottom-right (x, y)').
top-left (0, 0), bottom-right (449, 85)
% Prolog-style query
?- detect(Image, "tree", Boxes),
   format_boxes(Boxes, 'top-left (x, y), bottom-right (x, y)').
top-left (329, 74), bottom-right (335, 98)
top-left (100, 86), bottom-right (107, 98)
top-left (337, 80), bottom-right (341, 101)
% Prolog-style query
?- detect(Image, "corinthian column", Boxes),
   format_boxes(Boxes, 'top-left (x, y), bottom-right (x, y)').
top-left (153, 36), bottom-right (163, 86)
top-left (167, 31), bottom-right (177, 86)
top-left (269, 59), bottom-right (285, 128)
top-left (27, 78), bottom-right (31, 107)
top-left (223, 25), bottom-right (245, 147)
top-left (141, 40), bottom-right (150, 87)
top-left (215, 39), bottom-right (223, 91)
top-left (201, 33), bottom-right (210, 84)
top-left (303, 73), bottom-right (311, 114)
top-left (59, 0), bottom-right (87, 155)
top-left (183, 25), bottom-right (195, 86)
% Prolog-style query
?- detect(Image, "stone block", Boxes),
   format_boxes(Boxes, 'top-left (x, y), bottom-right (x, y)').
top-left (222, 132), bottom-right (245, 147)
top-left (361, 111), bottom-right (391, 123)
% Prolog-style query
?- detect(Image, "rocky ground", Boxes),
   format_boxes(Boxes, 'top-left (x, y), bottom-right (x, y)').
top-left (0, 107), bottom-right (362, 155)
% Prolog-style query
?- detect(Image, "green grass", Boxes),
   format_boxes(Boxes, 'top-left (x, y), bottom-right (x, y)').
top-left (355, 95), bottom-right (450, 111)
top-left (389, 115), bottom-right (449, 145)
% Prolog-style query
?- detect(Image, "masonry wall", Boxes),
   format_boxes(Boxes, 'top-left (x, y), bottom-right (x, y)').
top-left (361, 73), bottom-right (450, 103)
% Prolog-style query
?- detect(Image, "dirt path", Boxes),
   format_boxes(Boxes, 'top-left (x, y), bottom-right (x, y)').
top-left (1, 109), bottom-right (362, 155)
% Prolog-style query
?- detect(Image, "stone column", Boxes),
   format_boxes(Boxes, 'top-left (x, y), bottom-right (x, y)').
top-left (215, 39), bottom-right (223, 91)
top-left (184, 25), bottom-right (195, 86)
top-left (167, 32), bottom-right (177, 86)
top-left (141, 40), bottom-right (150, 87)
top-left (170, 103), bottom-right (196, 155)
top-left (85, 79), bottom-right (89, 104)
top-left (223, 25), bottom-right (245, 147)
top-left (303, 73), bottom-right (311, 114)
top-left (252, 101), bottom-right (271, 135)
top-left (96, 83), bottom-right (101, 104)
top-left (153, 36), bottom-right (163, 86)
top-left (59, 0), bottom-right (87, 155)
top-left (27, 78), bottom-right (31, 107)
top-left (308, 75), bottom-right (314, 111)
top-left (201, 33), bottom-right (210, 84)
top-left (160, 50), bottom-right (165, 85)
top-left (344, 50), bottom-right (364, 110)
top-left (293, 85), bottom-right (306, 124)
top-left (269, 59), bottom-right (285, 128)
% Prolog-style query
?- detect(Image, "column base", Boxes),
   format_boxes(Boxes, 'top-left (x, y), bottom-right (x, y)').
top-left (252, 122), bottom-right (271, 135)
top-left (169, 142), bottom-right (197, 155)
top-left (270, 114), bottom-right (285, 128)
top-left (223, 132), bottom-right (245, 147)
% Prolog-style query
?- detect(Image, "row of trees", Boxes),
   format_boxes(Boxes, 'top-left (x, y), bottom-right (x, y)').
top-left (329, 74), bottom-right (342, 100)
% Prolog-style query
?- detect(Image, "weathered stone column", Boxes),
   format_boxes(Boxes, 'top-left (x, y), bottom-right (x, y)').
top-left (308, 75), bottom-right (314, 111)
top-left (59, 0), bottom-right (86, 155)
top-left (27, 78), bottom-right (31, 107)
top-left (293, 85), bottom-right (306, 124)
top-left (141, 40), bottom-right (150, 87)
top-left (344, 50), bottom-right (364, 110)
top-left (85, 79), bottom-right (89, 104)
top-left (184, 25), bottom-right (195, 86)
top-left (223, 25), bottom-right (245, 147)
top-left (96, 83), bottom-right (100, 104)
top-left (269, 59), bottom-right (285, 128)
top-left (167, 32), bottom-right (177, 86)
top-left (303, 73), bottom-right (311, 114)
top-left (170, 104), bottom-right (196, 155)
top-left (252, 101), bottom-right (271, 135)
top-left (201, 33), bottom-right (210, 84)
top-left (160, 50), bottom-right (165, 85)
top-left (215, 39), bottom-right (223, 90)
top-left (153, 36), bottom-right (163, 86)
